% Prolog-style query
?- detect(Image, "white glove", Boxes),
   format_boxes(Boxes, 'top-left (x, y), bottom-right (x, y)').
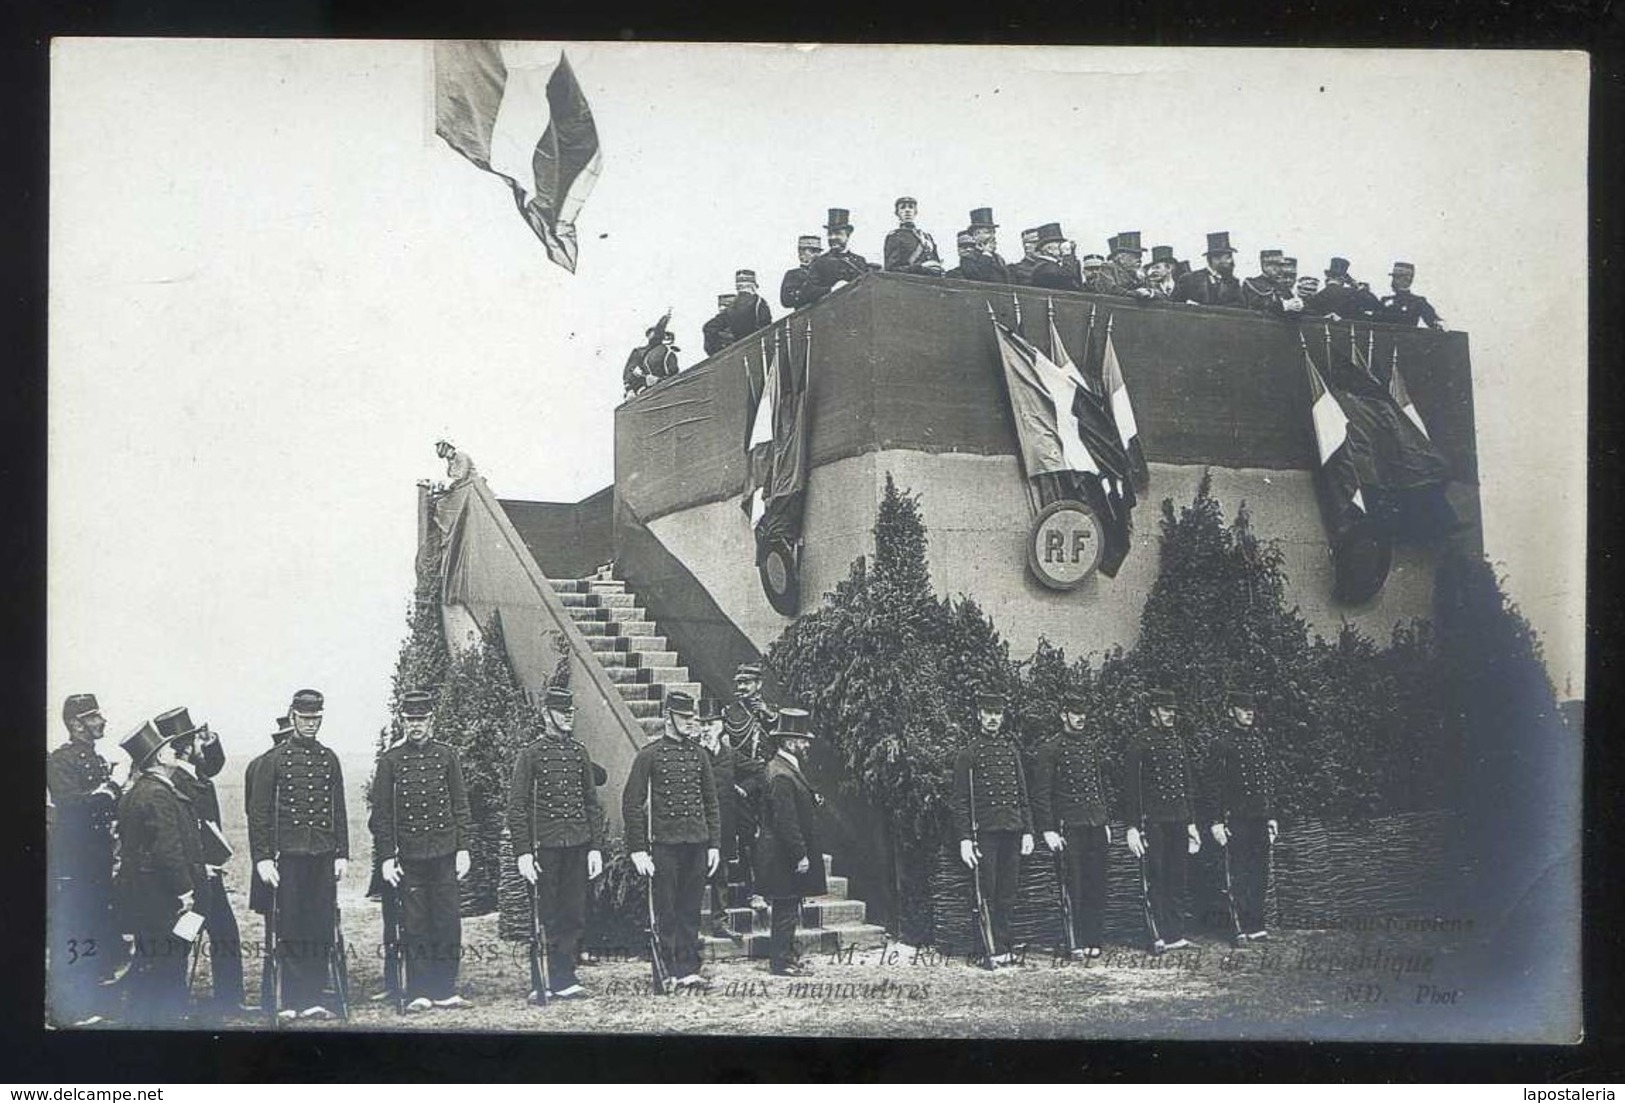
top-left (1043, 831), bottom-right (1064, 852)
top-left (1126, 827), bottom-right (1145, 859)
top-left (382, 858), bottom-right (402, 887)
top-left (516, 852), bottom-right (538, 884)
top-left (454, 850), bottom-right (471, 880)
top-left (707, 848), bottom-right (720, 876)
top-left (1187, 824), bottom-right (1202, 855)
top-left (1284, 297), bottom-right (1304, 313)
top-left (1020, 833), bottom-right (1034, 856)
top-left (333, 857), bottom-right (348, 881)
top-left (1133, 287), bottom-right (1153, 299)
top-left (1268, 819), bottom-right (1280, 844)
top-left (1104, 824), bottom-right (1112, 845)
top-left (1211, 823), bottom-right (1229, 847)
top-left (256, 859), bottom-right (280, 888)
top-left (587, 850), bottom-right (603, 880)
top-left (795, 856), bottom-right (810, 874)
top-left (178, 890), bottom-right (195, 911)
top-left (959, 839), bottom-right (978, 869)
top-left (631, 850), bottom-right (655, 877)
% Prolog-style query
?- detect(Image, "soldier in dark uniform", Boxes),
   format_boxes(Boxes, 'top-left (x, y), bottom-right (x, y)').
top-left (372, 689), bottom-right (474, 1011)
top-left (246, 688), bottom-right (349, 1020)
top-left (1088, 232), bottom-right (1153, 300)
top-left (159, 707), bottom-right (245, 1014)
top-left (1204, 691), bottom-right (1280, 944)
top-left (723, 270), bottom-right (773, 343)
top-left (1123, 688), bottom-right (1200, 954)
top-left (623, 691), bottom-right (721, 990)
top-left (1032, 693), bottom-right (1112, 959)
top-left (883, 197), bottom-right (945, 277)
top-left (623, 311), bottom-right (680, 397)
top-left (951, 691), bottom-right (1034, 966)
top-left (1309, 257), bottom-right (1382, 322)
top-left (780, 235), bottom-right (823, 310)
top-left (508, 686), bottom-right (606, 1001)
top-left (756, 708), bottom-right (826, 976)
top-left (1173, 232), bottom-right (1244, 307)
top-left (701, 293), bottom-right (737, 356)
top-left (1028, 223), bottom-right (1085, 292)
top-left (114, 718), bottom-right (208, 1026)
top-left (1242, 249), bottom-right (1304, 317)
top-left (802, 208), bottom-right (872, 306)
top-left (723, 662), bottom-right (776, 906)
top-left (1145, 245), bottom-right (1178, 300)
top-left (1008, 227), bottom-right (1042, 285)
top-left (245, 715), bottom-right (293, 1012)
top-left (956, 208), bottom-right (1011, 285)
top-left (1377, 261), bottom-right (1446, 330)
top-left (47, 693), bottom-right (124, 1025)
top-left (942, 231), bottom-right (978, 280)
top-left (696, 699), bottom-right (740, 940)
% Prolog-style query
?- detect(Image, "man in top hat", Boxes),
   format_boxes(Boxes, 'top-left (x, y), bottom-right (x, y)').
top-left (1308, 257), bottom-right (1381, 322)
top-left (47, 693), bottom-right (124, 1025)
top-left (956, 208), bottom-right (1011, 285)
top-left (245, 688), bottom-right (349, 1020)
top-left (1242, 250), bottom-right (1303, 316)
top-left (951, 690), bottom-right (1034, 966)
top-left (623, 310), bottom-right (680, 397)
top-left (883, 197), bottom-right (945, 277)
top-left (780, 235), bottom-right (824, 310)
top-left (623, 690), bottom-right (721, 990)
top-left (695, 698), bottom-right (741, 941)
top-left (702, 293), bottom-right (738, 356)
top-left (1027, 223), bottom-right (1085, 292)
top-left (1203, 691), bottom-right (1279, 944)
top-left (507, 686), bottom-right (606, 1002)
top-left (943, 231), bottom-right (979, 280)
top-left (245, 714), bottom-right (294, 1012)
top-left (434, 440), bottom-right (476, 486)
top-left (802, 208), bottom-right (872, 306)
top-left (1088, 232), bottom-right (1154, 299)
top-left (114, 717), bottom-right (208, 1025)
top-left (723, 661), bottom-right (777, 906)
top-left (1173, 232), bottom-right (1245, 307)
top-left (1376, 262), bottom-right (1446, 330)
top-left (1123, 688), bottom-right (1199, 954)
top-left (1032, 692), bottom-right (1112, 959)
top-left (1144, 245), bottom-right (1179, 300)
top-left (372, 689), bottom-right (474, 1011)
top-left (1007, 227), bottom-right (1043, 286)
top-left (158, 706), bottom-right (246, 1014)
top-left (756, 708), bottom-right (827, 976)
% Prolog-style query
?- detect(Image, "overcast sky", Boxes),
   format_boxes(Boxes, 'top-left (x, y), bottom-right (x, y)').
top-left (49, 41), bottom-right (1588, 761)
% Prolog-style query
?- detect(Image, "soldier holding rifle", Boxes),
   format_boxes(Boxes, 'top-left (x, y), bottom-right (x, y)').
top-left (1123, 687), bottom-right (1200, 954)
top-left (951, 690), bottom-right (1034, 967)
top-left (507, 686), bottom-right (606, 1002)
top-left (1032, 692), bottom-right (1112, 960)
top-left (245, 715), bottom-right (293, 1013)
top-left (1203, 691), bottom-right (1280, 944)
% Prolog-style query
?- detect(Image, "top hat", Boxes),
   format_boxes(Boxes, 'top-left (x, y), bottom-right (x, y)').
top-left (1259, 249), bottom-right (1284, 264)
top-left (543, 686), bottom-right (574, 712)
top-left (975, 691), bottom-right (1008, 712)
top-left (772, 707), bottom-right (816, 740)
top-left (955, 231), bottom-right (976, 246)
top-left (717, 293), bottom-right (737, 308)
top-left (1149, 245), bottom-right (1177, 267)
top-left (664, 690), bottom-right (697, 717)
top-left (401, 689), bottom-right (435, 719)
top-left (1109, 231), bottom-right (1145, 255)
top-left (120, 719), bottom-right (185, 768)
top-left (735, 269), bottom-right (757, 285)
top-left (1035, 222), bottom-right (1066, 246)
top-left (272, 714), bottom-right (294, 743)
top-left (154, 706), bottom-right (204, 744)
top-left (1390, 261), bottom-right (1416, 278)
top-left (1203, 231), bottom-right (1237, 257)
top-left (968, 207), bottom-right (999, 229)
top-left (894, 196), bottom-right (917, 210)
top-left (290, 688), bottom-right (325, 716)
top-left (63, 693), bottom-right (102, 723)
top-left (1060, 692), bottom-right (1089, 713)
top-left (697, 698), bottom-right (724, 722)
top-left (1325, 256), bottom-right (1352, 278)
top-left (1147, 688), bottom-right (1178, 710)
top-left (1226, 690), bottom-right (1257, 710)
top-left (796, 235), bottom-right (823, 252)
top-left (734, 662), bottom-right (763, 681)
top-left (1020, 227), bottom-right (1041, 244)
top-left (824, 208), bottom-right (854, 232)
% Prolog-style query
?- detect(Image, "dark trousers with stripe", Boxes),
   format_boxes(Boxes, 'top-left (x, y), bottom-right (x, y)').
top-left (1226, 818), bottom-right (1272, 935)
top-left (199, 874), bottom-right (245, 1007)
top-left (534, 845), bottom-right (587, 991)
top-left (769, 896), bottom-right (803, 969)
top-left (652, 842), bottom-right (708, 978)
top-left (1059, 823), bottom-right (1109, 950)
top-left (401, 853), bottom-right (461, 1000)
top-left (1143, 822), bottom-right (1190, 944)
top-left (973, 830), bottom-right (1023, 956)
top-left (275, 853), bottom-right (337, 1010)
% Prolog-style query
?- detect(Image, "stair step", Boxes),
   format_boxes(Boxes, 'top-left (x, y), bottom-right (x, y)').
top-left (587, 581), bottom-right (627, 594)
top-left (629, 650), bottom-right (678, 669)
top-left (557, 592), bottom-right (597, 608)
top-left (626, 700), bottom-right (663, 719)
top-left (584, 636), bottom-right (628, 654)
top-left (822, 876), bottom-right (848, 901)
top-left (641, 667), bottom-right (692, 686)
top-left (596, 592), bottom-right (638, 609)
top-left (726, 924), bottom-right (889, 961)
top-left (638, 717), bottom-right (666, 736)
top-left (604, 667), bottom-right (644, 684)
top-left (621, 636), bottom-right (668, 653)
top-left (802, 898), bottom-right (866, 928)
top-left (567, 607), bottom-right (612, 622)
top-left (612, 683), bottom-right (664, 701)
top-left (607, 620), bottom-right (657, 637)
top-left (572, 621), bottom-right (609, 637)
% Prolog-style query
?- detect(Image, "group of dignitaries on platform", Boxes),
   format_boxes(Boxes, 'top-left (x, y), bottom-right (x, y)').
top-left (622, 196), bottom-right (1447, 396)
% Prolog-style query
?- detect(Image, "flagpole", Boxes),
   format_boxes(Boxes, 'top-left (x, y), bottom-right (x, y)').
top-left (1324, 323), bottom-right (1332, 379)
top-left (1012, 291), bottom-right (1023, 336)
top-left (1368, 328), bottom-right (1376, 377)
top-left (1083, 303), bottom-right (1098, 380)
top-left (1103, 312), bottom-right (1116, 396)
top-left (1046, 297), bottom-right (1057, 362)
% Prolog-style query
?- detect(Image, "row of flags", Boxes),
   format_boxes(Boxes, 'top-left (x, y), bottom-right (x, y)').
top-left (988, 299), bottom-right (1148, 577)
top-left (741, 324), bottom-right (814, 613)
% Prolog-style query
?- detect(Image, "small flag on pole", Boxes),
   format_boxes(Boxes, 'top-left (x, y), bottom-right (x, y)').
top-left (1101, 318), bottom-right (1150, 495)
top-left (434, 42), bottom-right (603, 273)
top-left (1303, 337), bottom-right (1365, 515)
top-left (1388, 348), bottom-right (1430, 439)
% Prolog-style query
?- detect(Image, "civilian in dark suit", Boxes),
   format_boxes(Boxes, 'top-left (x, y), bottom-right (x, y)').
top-left (1027, 223), bottom-right (1085, 292)
top-left (755, 709), bottom-right (827, 976)
top-left (802, 208), bottom-right (873, 306)
top-left (1172, 232), bottom-right (1245, 307)
top-left (956, 207), bottom-right (1011, 285)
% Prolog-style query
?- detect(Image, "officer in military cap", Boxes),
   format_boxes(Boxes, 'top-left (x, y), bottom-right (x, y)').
top-left (434, 439), bottom-right (477, 486)
top-left (1308, 257), bottom-right (1381, 322)
top-left (1008, 227), bottom-right (1043, 286)
top-left (696, 698), bottom-right (741, 941)
top-left (1377, 262), bottom-right (1446, 330)
top-left (1242, 250), bottom-right (1303, 316)
top-left (780, 235), bottom-right (824, 310)
top-left (702, 293), bottom-right (738, 356)
top-left (47, 693), bottom-right (124, 1025)
top-left (1144, 245), bottom-right (1179, 300)
top-left (159, 706), bottom-right (246, 1013)
top-left (371, 690), bottom-right (474, 1011)
top-left (1203, 691), bottom-right (1280, 944)
top-left (1032, 692), bottom-right (1112, 959)
top-left (1089, 232), bottom-right (1154, 299)
top-left (623, 691), bottom-right (721, 990)
top-left (246, 689), bottom-right (349, 1020)
top-left (1173, 232), bottom-right (1244, 307)
top-left (245, 714), bottom-right (294, 1012)
top-left (802, 209), bottom-right (873, 306)
top-left (951, 690), bottom-right (1035, 966)
top-left (114, 717), bottom-right (208, 1025)
top-left (623, 310), bottom-right (680, 397)
top-left (1028, 223), bottom-right (1085, 292)
top-left (723, 662), bottom-right (777, 906)
top-left (883, 196), bottom-right (945, 277)
top-left (943, 231), bottom-right (979, 280)
top-left (756, 708), bottom-right (827, 976)
top-left (1123, 688), bottom-right (1199, 954)
top-left (508, 686), bottom-right (606, 1002)
top-left (723, 269), bottom-right (773, 343)
top-left (956, 208), bottom-right (1011, 285)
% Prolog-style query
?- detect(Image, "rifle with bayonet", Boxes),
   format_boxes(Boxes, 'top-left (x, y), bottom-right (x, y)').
top-left (527, 778), bottom-right (552, 1007)
top-left (1054, 819), bottom-right (1077, 958)
top-left (967, 766), bottom-right (999, 971)
top-left (645, 779), bottom-right (674, 994)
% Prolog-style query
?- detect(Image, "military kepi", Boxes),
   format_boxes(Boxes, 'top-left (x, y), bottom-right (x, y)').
top-left (664, 690), bottom-right (697, 717)
top-left (975, 690), bottom-right (1008, 712)
top-left (1226, 690), bottom-right (1257, 709)
top-left (797, 234), bottom-right (823, 251)
top-left (402, 689), bottom-right (435, 718)
top-left (63, 693), bottom-right (102, 722)
top-left (290, 688), bottom-right (324, 715)
top-left (543, 686), bottom-right (574, 712)
top-left (1147, 688), bottom-right (1177, 709)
